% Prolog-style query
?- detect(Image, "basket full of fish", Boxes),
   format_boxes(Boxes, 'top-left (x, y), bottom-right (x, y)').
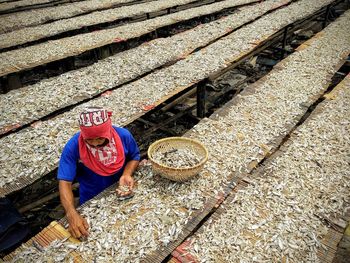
top-left (147, 137), bottom-right (208, 182)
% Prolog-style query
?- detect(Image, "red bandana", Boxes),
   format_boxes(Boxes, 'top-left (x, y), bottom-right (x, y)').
top-left (78, 108), bottom-right (125, 176)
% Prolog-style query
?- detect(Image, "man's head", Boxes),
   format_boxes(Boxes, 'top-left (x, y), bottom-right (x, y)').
top-left (79, 107), bottom-right (112, 147)
top-left (77, 107), bottom-right (125, 176)
top-left (85, 137), bottom-right (107, 147)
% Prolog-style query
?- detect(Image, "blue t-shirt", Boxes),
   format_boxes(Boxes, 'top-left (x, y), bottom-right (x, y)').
top-left (57, 126), bottom-right (140, 204)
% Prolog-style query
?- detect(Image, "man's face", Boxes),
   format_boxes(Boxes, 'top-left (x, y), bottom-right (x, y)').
top-left (85, 137), bottom-right (107, 147)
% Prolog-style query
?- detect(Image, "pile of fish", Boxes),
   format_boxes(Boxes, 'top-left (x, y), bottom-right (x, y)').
top-left (153, 148), bottom-right (201, 168)
top-left (0, 0), bottom-right (136, 33)
top-left (0, 0), bottom-right (287, 131)
top-left (8, 9), bottom-right (350, 262)
top-left (0, 0), bottom-right (265, 74)
top-left (185, 76), bottom-right (350, 262)
top-left (10, 164), bottom-right (208, 262)
top-left (0, 0), bottom-right (54, 13)
top-left (1, 0), bottom-right (348, 194)
top-left (10, 238), bottom-right (77, 262)
top-left (0, 0), bottom-right (218, 49)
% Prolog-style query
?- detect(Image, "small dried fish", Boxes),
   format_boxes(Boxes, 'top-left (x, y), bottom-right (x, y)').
top-left (0, 0), bottom-right (138, 33)
top-left (185, 76), bottom-right (350, 263)
top-left (10, 238), bottom-right (75, 263)
top-left (153, 148), bottom-right (201, 168)
top-left (118, 185), bottom-right (130, 193)
top-left (2, 0), bottom-right (350, 197)
top-left (8, 9), bottom-right (350, 262)
top-left (0, 0), bottom-right (277, 74)
top-left (0, 0), bottom-right (53, 12)
top-left (0, 0), bottom-right (287, 131)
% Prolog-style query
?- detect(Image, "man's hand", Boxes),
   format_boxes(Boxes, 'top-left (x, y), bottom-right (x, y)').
top-left (116, 160), bottom-right (139, 197)
top-left (117, 174), bottom-right (134, 196)
top-left (67, 210), bottom-right (89, 239)
top-left (59, 181), bottom-right (88, 239)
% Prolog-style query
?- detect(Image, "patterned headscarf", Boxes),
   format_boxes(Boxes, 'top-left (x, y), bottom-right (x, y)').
top-left (78, 107), bottom-right (125, 176)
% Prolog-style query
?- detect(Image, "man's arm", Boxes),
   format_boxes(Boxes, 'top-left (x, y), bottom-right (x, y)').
top-left (59, 180), bottom-right (89, 239)
top-left (117, 128), bottom-right (141, 195)
top-left (118, 160), bottom-right (139, 196)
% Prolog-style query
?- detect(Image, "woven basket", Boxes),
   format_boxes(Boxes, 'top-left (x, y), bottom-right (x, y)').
top-left (147, 137), bottom-right (208, 182)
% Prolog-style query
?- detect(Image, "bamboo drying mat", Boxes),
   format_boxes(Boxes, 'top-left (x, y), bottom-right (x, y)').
top-left (168, 62), bottom-right (350, 263)
top-left (2, 13), bottom-right (348, 263)
top-left (171, 181), bottom-right (250, 263)
top-left (3, 71), bottom-right (347, 261)
top-left (0, 0), bottom-right (263, 77)
top-left (2, 221), bottom-right (81, 262)
top-left (171, 181), bottom-right (348, 263)
top-left (0, 0), bottom-right (310, 197)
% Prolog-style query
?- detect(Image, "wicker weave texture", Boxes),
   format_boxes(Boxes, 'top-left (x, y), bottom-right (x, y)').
top-left (148, 137), bottom-right (208, 182)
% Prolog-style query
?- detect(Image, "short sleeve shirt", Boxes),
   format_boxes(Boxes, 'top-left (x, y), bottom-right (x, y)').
top-left (57, 126), bottom-right (140, 204)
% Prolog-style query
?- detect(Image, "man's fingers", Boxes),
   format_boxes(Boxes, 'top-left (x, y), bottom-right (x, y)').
top-left (72, 227), bottom-right (82, 239)
top-left (116, 188), bottom-right (133, 197)
top-left (74, 228), bottom-right (82, 239)
top-left (116, 189), bottom-right (125, 196)
top-left (129, 180), bottom-right (135, 190)
top-left (78, 225), bottom-right (89, 237)
top-left (119, 191), bottom-right (130, 197)
top-left (68, 226), bottom-right (76, 238)
top-left (119, 178), bottom-right (126, 186)
top-left (83, 218), bottom-right (89, 230)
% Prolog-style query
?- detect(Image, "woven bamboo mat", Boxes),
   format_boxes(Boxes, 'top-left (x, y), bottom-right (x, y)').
top-left (3, 8), bottom-right (348, 262)
top-left (0, 1), bottom-right (307, 197)
top-left (0, 0), bottom-right (289, 136)
top-left (0, 0), bottom-right (263, 77)
top-left (168, 62), bottom-right (350, 263)
top-left (2, 221), bottom-right (81, 262)
top-left (171, 181), bottom-right (250, 263)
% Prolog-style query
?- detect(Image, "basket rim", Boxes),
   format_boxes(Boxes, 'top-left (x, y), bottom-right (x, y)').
top-left (147, 137), bottom-right (208, 171)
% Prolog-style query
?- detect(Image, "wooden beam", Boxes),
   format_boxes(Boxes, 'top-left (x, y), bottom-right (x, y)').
top-left (18, 183), bottom-right (79, 214)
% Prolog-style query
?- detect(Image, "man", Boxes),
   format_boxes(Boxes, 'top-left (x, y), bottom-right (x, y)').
top-left (57, 107), bottom-right (140, 239)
